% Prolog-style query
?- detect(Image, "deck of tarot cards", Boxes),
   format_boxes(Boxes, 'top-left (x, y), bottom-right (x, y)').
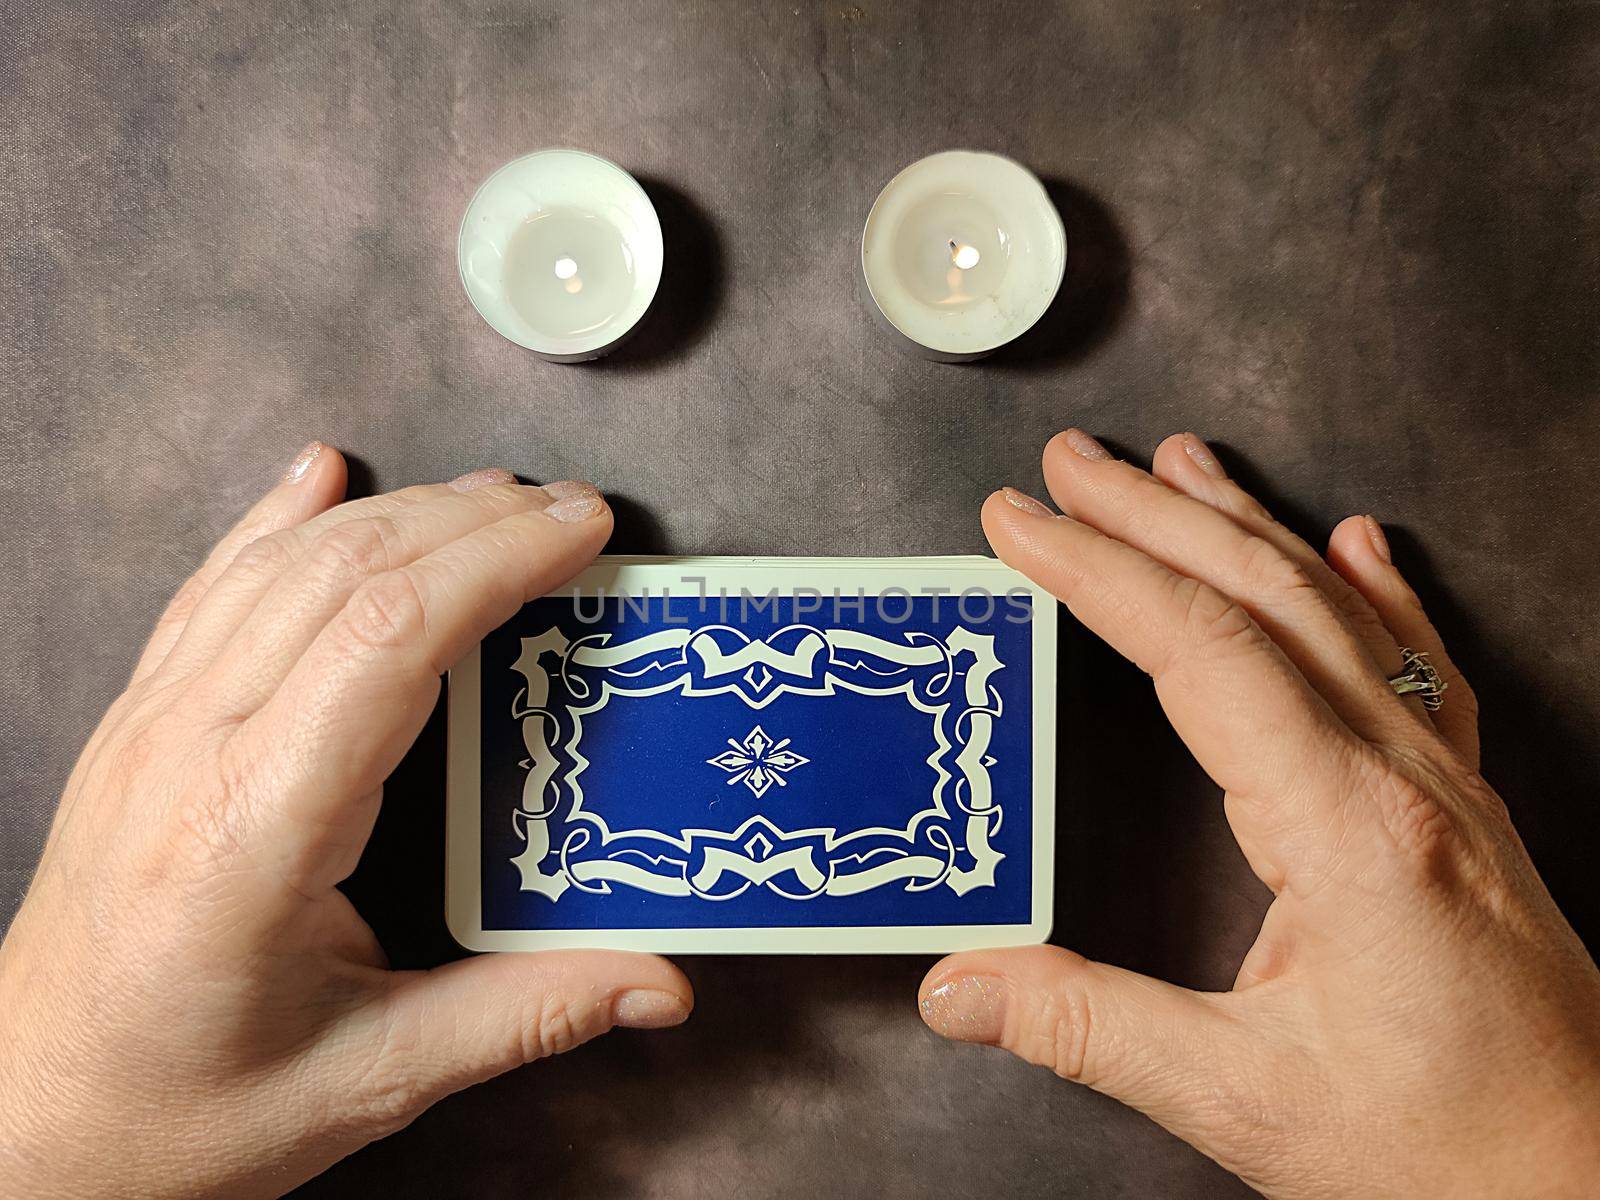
top-left (447, 556), bottom-right (1056, 954)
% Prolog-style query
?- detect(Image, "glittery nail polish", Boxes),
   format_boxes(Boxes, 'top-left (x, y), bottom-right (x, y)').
top-left (1364, 515), bottom-right (1392, 564)
top-left (545, 486), bottom-right (605, 523)
top-left (1000, 487), bottom-right (1054, 517)
top-left (919, 976), bottom-right (1009, 1045)
top-left (1182, 433), bottom-right (1226, 479)
top-left (1064, 428), bottom-right (1112, 462)
top-left (283, 441), bottom-right (324, 484)
top-left (612, 989), bottom-right (689, 1030)
top-left (448, 467), bottom-right (518, 492)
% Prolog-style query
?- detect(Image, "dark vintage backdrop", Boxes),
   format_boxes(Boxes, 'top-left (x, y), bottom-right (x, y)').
top-left (3, 2), bottom-right (1597, 1196)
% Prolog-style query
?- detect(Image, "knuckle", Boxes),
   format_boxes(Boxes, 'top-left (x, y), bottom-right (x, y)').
top-left (1019, 983), bottom-right (1097, 1084)
top-left (526, 989), bottom-right (583, 1061)
top-left (160, 572), bottom-right (210, 626)
top-left (306, 518), bottom-right (401, 584)
top-left (1368, 767), bottom-right (1459, 882)
top-left (1172, 576), bottom-right (1258, 659)
top-left (341, 570), bottom-right (428, 653)
top-left (228, 529), bottom-right (301, 587)
top-left (1237, 534), bottom-right (1319, 604)
top-left (1332, 588), bottom-right (1392, 648)
top-left (1312, 559), bottom-right (1384, 627)
top-left (358, 1014), bottom-right (432, 1133)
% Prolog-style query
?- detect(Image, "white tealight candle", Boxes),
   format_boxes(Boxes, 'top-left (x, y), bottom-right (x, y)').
top-left (861, 151), bottom-right (1067, 361)
top-left (458, 149), bottom-right (664, 362)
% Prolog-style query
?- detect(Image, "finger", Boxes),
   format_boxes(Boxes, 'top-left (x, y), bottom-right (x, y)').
top-left (919, 946), bottom-right (1256, 1154)
top-left (131, 441), bottom-right (346, 685)
top-left (1326, 515), bottom-right (1481, 767)
top-left (984, 488), bottom-right (1361, 880)
top-left (1043, 430), bottom-right (1417, 746)
top-left (154, 468), bottom-right (522, 686)
top-left (352, 951), bottom-right (690, 1131)
top-left (231, 490), bottom-right (612, 888)
top-left (190, 476), bottom-right (586, 721)
top-left (1150, 432), bottom-right (1419, 712)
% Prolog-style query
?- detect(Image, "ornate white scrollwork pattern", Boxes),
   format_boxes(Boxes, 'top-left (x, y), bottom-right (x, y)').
top-left (505, 623), bottom-right (1008, 901)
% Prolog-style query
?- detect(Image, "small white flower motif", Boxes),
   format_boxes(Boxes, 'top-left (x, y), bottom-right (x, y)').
top-left (707, 726), bottom-right (811, 799)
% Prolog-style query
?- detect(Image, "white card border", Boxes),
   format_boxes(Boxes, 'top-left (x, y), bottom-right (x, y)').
top-left (446, 556), bottom-right (1056, 954)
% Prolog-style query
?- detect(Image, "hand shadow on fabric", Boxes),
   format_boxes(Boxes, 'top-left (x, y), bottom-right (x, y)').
top-left (1052, 606), bottom-right (1266, 991)
top-left (1382, 525), bottom-right (1599, 956)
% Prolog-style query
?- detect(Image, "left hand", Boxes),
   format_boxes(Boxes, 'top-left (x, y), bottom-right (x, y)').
top-left (0, 444), bottom-right (693, 1199)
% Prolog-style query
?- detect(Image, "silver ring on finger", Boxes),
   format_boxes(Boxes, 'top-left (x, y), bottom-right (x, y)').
top-left (1388, 647), bottom-right (1447, 712)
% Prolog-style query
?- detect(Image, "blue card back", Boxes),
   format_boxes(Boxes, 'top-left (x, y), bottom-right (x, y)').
top-left (448, 557), bottom-right (1055, 953)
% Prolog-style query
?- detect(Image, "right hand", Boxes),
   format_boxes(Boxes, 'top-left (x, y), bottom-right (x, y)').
top-left (920, 429), bottom-right (1600, 1198)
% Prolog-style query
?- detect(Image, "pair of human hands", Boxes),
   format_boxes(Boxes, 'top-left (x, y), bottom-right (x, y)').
top-left (1, 433), bottom-right (1596, 1198)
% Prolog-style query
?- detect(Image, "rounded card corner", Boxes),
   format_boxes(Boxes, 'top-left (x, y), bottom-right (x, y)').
top-left (444, 900), bottom-right (486, 954)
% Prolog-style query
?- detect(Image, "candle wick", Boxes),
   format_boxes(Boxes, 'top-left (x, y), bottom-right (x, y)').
top-left (949, 241), bottom-right (981, 271)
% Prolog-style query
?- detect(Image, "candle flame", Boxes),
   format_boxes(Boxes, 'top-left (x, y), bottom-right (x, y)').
top-left (949, 240), bottom-right (981, 270)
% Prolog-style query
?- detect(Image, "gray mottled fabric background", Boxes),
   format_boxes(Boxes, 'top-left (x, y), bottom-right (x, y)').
top-left (3, 2), bottom-right (1597, 1196)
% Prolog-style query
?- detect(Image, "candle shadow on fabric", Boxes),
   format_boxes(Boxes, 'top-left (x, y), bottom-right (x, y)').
top-left (588, 177), bottom-right (725, 371)
top-left (986, 178), bottom-right (1131, 372)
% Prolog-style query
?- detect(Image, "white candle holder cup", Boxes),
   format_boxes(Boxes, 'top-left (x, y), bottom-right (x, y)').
top-left (459, 149), bottom-right (665, 363)
top-left (861, 150), bottom-right (1068, 363)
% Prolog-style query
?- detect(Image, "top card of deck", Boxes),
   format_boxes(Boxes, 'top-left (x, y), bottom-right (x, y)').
top-left (446, 556), bottom-right (1056, 954)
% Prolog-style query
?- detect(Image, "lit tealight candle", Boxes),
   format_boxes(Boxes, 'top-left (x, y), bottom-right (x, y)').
top-left (458, 149), bottom-right (664, 362)
top-left (861, 151), bottom-right (1067, 361)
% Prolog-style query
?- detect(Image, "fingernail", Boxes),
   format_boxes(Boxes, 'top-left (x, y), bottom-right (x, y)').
top-left (541, 479), bottom-right (596, 501)
top-left (1182, 432), bottom-right (1227, 479)
top-left (919, 976), bottom-right (1008, 1045)
top-left (283, 441), bottom-right (324, 484)
top-left (544, 485), bottom-right (605, 524)
top-left (1064, 428), bottom-right (1112, 462)
top-left (612, 988), bottom-right (689, 1030)
top-left (448, 467), bottom-right (518, 493)
top-left (1000, 487), bottom-right (1054, 518)
top-left (1364, 515), bottom-right (1392, 564)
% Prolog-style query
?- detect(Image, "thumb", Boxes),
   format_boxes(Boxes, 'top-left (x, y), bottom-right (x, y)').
top-left (353, 951), bottom-right (692, 1126)
top-left (919, 946), bottom-right (1253, 1142)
